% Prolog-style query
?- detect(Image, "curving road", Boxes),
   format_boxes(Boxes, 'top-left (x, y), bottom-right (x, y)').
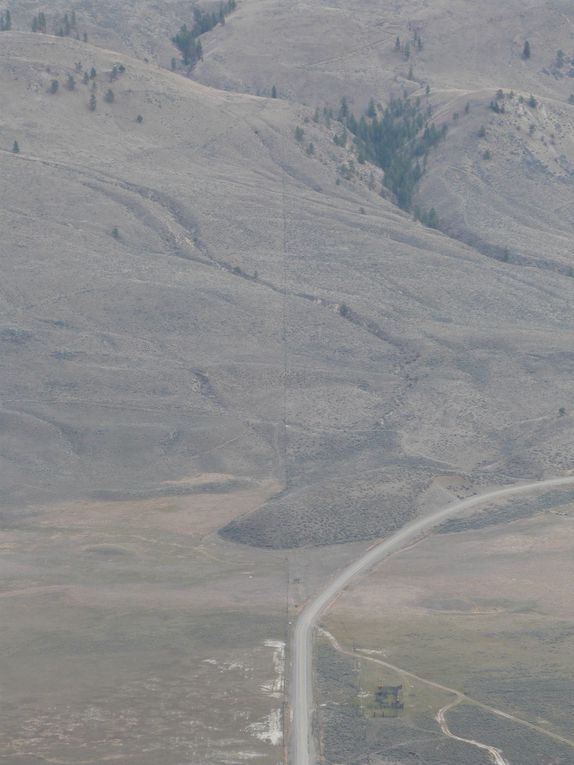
top-left (290, 475), bottom-right (574, 765)
top-left (436, 698), bottom-right (510, 765)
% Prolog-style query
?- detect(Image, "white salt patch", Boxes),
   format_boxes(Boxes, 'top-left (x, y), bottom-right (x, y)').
top-left (247, 708), bottom-right (283, 746)
top-left (262, 640), bottom-right (285, 698)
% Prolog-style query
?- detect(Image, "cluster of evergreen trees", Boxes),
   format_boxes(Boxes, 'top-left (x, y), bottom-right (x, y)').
top-left (394, 31), bottom-right (423, 60)
top-left (31, 12), bottom-right (47, 32)
top-left (413, 204), bottom-right (439, 229)
top-left (2, 7), bottom-right (85, 36)
top-left (55, 11), bottom-right (77, 37)
top-left (31, 10), bottom-right (81, 37)
top-left (489, 89), bottom-right (506, 113)
top-left (490, 90), bottom-right (537, 113)
top-left (38, 59), bottom-right (110, 111)
top-left (338, 95), bottom-right (447, 210)
top-left (172, 24), bottom-right (203, 67)
top-left (172, 0), bottom-right (237, 68)
top-left (0, 9), bottom-right (11, 31)
top-left (109, 63), bottom-right (126, 82)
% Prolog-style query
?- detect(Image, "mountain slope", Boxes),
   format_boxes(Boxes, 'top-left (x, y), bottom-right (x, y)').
top-left (1, 31), bottom-right (573, 548)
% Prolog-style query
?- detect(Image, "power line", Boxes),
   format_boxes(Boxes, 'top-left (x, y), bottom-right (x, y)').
top-left (280, 162), bottom-right (289, 488)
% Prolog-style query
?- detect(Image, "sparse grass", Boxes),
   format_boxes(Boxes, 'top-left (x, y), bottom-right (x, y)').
top-left (156, 503), bottom-right (180, 512)
top-left (325, 508), bottom-right (574, 741)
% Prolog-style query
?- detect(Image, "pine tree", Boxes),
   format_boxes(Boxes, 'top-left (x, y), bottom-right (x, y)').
top-left (66, 75), bottom-right (76, 91)
top-left (522, 40), bottom-right (531, 59)
top-left (104, 88), bottom-right (114, 103)
top-left (49, 79), bottom-right (59, 94)
top-left (12, 140), bottom-right (19, 154)
top-left (271, 84), bottom-right (277, 98)
top-left (0, 10), bottom-right (11, 31)
top-left (89, 93), bottom-right (97, 111)
top-left (427, 208), bottom-right (439, 229)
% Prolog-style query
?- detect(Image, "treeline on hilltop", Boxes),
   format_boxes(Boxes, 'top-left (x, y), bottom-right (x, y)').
top-left (172, 0), bottom-right (236, 69)
top-left (0, 7), bottom-right (91, 41)
top-left (31, 9), bottom-right (84, 38)
top-left (0, 6), bottom-right (90, 40)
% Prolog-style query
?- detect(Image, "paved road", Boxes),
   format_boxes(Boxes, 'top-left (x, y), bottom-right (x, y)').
top-left (290, 476), bottom-right (574, 765)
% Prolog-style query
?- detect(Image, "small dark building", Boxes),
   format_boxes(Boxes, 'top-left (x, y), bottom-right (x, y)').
top-left (374, 685), bottom-right (404, 717)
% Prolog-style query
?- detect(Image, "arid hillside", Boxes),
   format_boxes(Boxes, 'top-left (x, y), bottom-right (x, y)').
top-left (194, 0), bottom-right (574, 267)
top-left (1, 18), bottom-right (574, 548)
top-left (1, 4), bottom-right (574, 765)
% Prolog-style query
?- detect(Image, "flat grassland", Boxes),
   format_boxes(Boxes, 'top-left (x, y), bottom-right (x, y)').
top-left (0, 478), bottom-right (290, 764)
top-left (323, 499), bottom-right (574, 763)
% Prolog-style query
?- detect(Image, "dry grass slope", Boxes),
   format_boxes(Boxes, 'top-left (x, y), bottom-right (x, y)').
top-left (1, 3), bottom-right (574, 764)
top-left (0, 22), bottom-right (573, 549)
